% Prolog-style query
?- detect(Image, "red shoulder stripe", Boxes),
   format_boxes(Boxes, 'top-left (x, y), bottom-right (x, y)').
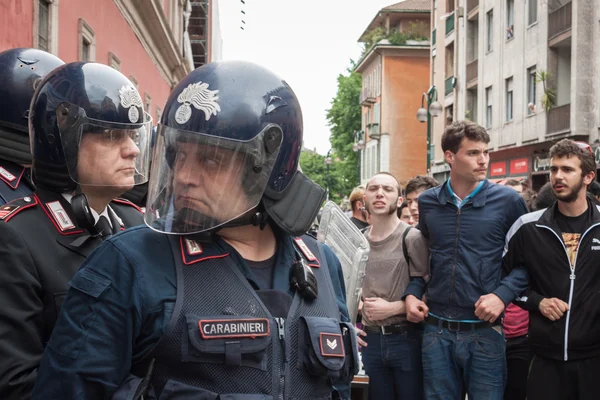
top-left (0, 196), bottom-right (38, 222)
top-left (112, 198), bottom-right (143, 214)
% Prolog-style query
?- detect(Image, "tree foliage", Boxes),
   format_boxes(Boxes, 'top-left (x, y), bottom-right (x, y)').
top-left (323, 63), bottom-right (363, 201)
top-left (298, 62), bottom-right (362, 204)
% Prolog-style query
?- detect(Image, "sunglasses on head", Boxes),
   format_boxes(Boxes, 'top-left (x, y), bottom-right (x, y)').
top-left (574, 141), bottom-right (593, 156)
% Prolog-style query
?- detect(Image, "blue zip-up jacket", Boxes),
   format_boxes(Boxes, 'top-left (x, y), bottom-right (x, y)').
top-left (405, 179), bottom-right (529, 320)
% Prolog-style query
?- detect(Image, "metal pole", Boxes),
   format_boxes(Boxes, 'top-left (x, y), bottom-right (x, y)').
top-left (426, 95), bottom-right (432, 174)
top-left (426, 86), bottom-right (437, 176)
top-left (357, 149), bottom-right (361, 185)
top-left (326, 149), bottom-right (332, 201)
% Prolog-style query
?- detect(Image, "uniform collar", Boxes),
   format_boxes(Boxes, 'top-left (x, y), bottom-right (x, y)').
top-left (438, 179), bottom-right (489, 208)
top-left (61, 193), bottom-right (121, 228)
top-left (0, 159), bottom-right (26, 189)
top-left (35, 189), bottom-right (85, 236)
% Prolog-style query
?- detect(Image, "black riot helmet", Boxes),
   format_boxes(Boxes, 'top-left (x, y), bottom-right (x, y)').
top-left (0, 48), bottom-right (64, 165)
top-left (29, 62), bottom-right (153, 193)
top-left (145, 60), bottom-right (327, 236)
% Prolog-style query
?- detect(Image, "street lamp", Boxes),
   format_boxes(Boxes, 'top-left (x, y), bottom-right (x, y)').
top-left (325, 149), bottom-right (333, 201)
top-left (416, 86), bottom-right (442, 175)
top-left (352, 130), bottom-right (365, 185)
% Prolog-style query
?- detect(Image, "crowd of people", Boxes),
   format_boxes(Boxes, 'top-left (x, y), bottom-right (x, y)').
top-left (341, 121), bottom-right (600, 400)
top-left (0, 46), bottom-right (599, 400)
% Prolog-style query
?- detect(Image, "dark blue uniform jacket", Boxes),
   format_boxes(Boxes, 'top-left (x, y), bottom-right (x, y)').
top-left (33, 225), bottom-right (350, 399)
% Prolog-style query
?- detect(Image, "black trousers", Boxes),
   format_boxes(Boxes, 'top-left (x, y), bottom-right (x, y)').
top-left (528, 353), bottom-right (600, 400)
top-left (504, 335), bottom-right (532, 400)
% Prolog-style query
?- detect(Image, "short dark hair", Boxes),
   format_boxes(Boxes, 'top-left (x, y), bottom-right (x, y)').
top-left (505, 179), bottom-right (521, 188)
top-left (587, 181), bottom-right (600, 198)
top-left (535, 182), bottom-right (556, 210)
top-left (397, 201), bottom-right (408, 218)
top-left (441, 120), bottom-right (490, 154)
top-left (405, 175), bottom-right (440, 196)
top-left (549, 139), bottom-right (596, 177)
top-left (520, 188), bottom-right (537, 212)
top-left (367, 172), bottom-right (401, 196)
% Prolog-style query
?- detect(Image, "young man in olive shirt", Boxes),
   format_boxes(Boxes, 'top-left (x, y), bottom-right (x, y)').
top-left (356, 172), bottom-right (429, 400)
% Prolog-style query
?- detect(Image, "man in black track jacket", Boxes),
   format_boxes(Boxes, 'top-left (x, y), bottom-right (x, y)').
top-left (503, 139), bottom-right (600, 400)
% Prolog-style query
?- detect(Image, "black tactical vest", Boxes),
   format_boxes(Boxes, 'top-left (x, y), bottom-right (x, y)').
top-left (138, 235), bottom-right (357, 400)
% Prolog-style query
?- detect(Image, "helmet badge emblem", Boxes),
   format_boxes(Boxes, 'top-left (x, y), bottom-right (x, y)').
top-left (175, 82), bottom-right (220, 124)
top-left (119, 85), bottom-right (143, 123)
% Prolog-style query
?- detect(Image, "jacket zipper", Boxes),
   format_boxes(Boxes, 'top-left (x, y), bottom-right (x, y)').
top-left (276, 317), bottom-right (286, 400)
top-left (448, 205), bottom-right (462, 305)
top-left (536, 222), bottom-right (600, 361)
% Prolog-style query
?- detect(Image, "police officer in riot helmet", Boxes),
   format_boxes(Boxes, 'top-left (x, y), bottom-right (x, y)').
top-left (0, 62), bottom-right (151, 399)
top-left (33, 61), bottom-right (357, 400)
top-left (0, 48), bottom-right (64, 205)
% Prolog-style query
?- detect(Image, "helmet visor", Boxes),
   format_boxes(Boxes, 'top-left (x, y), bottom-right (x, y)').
top-left (144, 123), bottom-right (283, 235)
top-left (56, 102), bottom-right (152, 188)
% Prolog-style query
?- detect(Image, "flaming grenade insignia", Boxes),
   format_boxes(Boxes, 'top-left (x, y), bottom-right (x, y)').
top-left (119, 85), bottom-right (143, 123)
top-left (175, 82), bottom-right (220, 124)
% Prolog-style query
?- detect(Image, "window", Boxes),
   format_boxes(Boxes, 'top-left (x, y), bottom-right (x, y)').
top-left (505, 77), bottom-right (513, 122)
top-left (108, 52), bottom-right (121, 71)
top-left (486, 86), bottom-right (493, 128)
top-left (528, 0), bottom-right (537, 25)
top-left (377, 63), bottom-right (382, 96)
top-left (78, 19), bottom-right (96, 62)
top-left (433, 0), bottom-right (437, 28)
top-left (445, 105), bottom-right (453, 126)
top-left (527, 66), bottom-right (537, 115)
top-left (467, 89), bottom-right (478, 123)
top-left (506, 0), bottom-right (514, 39)
top-left (144, 93), bottom-right (152, 115)
top-left (34, 0), bottom-right (58, 53)
top-left (129, 76), bottom-right (139, 90)
top-left (38, 0), bottom-right (49, 51)
top-left (156, 106), bottom-right (163, 125)
top-left (486, 10), bottom-right (493, 52)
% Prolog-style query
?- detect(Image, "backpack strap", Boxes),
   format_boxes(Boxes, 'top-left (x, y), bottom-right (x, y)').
top-left (402, 226), bottom-right (413, 265)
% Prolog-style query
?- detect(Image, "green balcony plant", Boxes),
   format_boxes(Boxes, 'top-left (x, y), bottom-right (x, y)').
top-left (535, 70), bottom-right (556, 112)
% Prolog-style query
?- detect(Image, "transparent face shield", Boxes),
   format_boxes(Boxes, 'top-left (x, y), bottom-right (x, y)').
top-left (144, 124), bottom-right (283, 235)
top-left (56, 102), bottom-right (152, 188)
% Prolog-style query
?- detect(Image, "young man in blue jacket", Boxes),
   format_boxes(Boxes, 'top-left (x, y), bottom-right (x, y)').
top-left (404, 120), bottom-right (528, 399)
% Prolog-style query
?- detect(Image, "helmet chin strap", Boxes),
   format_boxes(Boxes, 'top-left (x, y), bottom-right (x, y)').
top-left (185, 172), bottom-right (325, 240)
top-left (183, 207), bottom-right (270, 243)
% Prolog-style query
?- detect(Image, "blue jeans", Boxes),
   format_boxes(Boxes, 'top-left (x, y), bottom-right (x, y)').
top-left (361, 328), bottom-right (423, 400)
top-left (422, 322), bottom-right (506, 400)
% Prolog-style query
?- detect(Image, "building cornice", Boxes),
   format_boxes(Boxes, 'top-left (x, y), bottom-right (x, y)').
top-left (354, 44), bottom-right (429, 73)
top-left (114, 0), bottom-right (192, 88)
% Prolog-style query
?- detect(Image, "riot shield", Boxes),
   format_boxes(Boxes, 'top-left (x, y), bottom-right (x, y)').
top-left (317, 201), bottom-right (369, 324)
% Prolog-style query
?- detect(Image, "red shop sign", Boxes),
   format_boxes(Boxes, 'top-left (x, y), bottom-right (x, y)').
top-left (510, 158), bottom-right (529, 175)
top-left (490, 161), bottom-right (506, 177)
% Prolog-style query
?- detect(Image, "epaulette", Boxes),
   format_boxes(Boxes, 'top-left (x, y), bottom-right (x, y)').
top-left (0, 166), bottom-right (25, 189)
top-left (293, 236), bottom-right (321, 268)
top-left (0, 195), bottom-right (39, 222)
top-left (112, 197), bottom-right (144, 214)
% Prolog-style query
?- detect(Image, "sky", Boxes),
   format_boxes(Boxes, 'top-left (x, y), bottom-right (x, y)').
top-left (217, 0), bottom-right (400, 155)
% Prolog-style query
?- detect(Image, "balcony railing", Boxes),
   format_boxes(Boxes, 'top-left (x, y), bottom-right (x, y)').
top-left (445, 76), bottom-right (454, 96)
top-left (445, 12), bottom-right (455, 35)
top-left (466, 59), bottom-right (478, 83)
top-left (548, 2), bottom-right (572, 40)
top-left (467, 0), bottom-right (479, 14)
top-left (547, 104), bottom-right (571, 134)
top-left (359, 89), bottom-right (376, 106)
top-left (432, 29), bottom-right (436, 46)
